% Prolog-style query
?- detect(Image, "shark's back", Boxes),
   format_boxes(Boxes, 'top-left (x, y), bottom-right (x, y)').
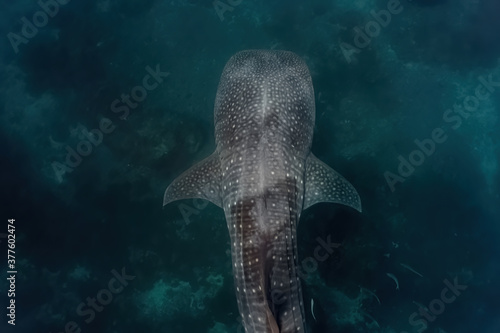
top-left (214, 50), bottom-right (316, 333)
top-left (163, 50), bottom-right (362, 333)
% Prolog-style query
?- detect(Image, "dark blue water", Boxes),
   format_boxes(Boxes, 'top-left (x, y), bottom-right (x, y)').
top-left (0, 0), bottom-right (499, 332)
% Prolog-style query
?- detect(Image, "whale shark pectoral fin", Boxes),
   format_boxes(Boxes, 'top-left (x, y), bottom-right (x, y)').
top-left (303, 153), bottom-right (362, 213)
top-left (163, 151), bottom-right (223, 208)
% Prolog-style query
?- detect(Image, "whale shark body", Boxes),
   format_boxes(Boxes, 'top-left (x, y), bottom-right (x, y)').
top-left (164, 50), bottom-right (361, 333)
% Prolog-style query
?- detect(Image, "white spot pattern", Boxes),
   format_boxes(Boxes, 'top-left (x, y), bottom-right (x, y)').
top-left (163, 50), bottom-right (361, 333)
top-left (214, 50), bottom-right (313, 333)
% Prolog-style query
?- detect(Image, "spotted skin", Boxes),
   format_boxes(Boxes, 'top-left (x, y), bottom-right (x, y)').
top-left (164, 50), bottom-right (361, 333)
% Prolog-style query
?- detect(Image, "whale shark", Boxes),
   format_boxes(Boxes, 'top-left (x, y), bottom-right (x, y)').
top-left (164, 50), bottom-right (361, 333)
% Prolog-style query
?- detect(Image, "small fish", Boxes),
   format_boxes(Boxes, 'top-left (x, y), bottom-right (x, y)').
top-left (311, 298), bottom-right (317, 321)
top-left (360, 287), bottom-right (381, 305)
top-left (400, 263), bottom-right (424, 278)
top-left (386, 273), bottom-right (399, 290)
top-left (360, 310), bottom-right (380, 328)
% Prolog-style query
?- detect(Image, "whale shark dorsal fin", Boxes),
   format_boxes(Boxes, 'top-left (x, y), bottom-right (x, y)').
top-left (303, 153), bottom-right (362, 213)
top-left (163, 152), bottom-right (223, 208)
